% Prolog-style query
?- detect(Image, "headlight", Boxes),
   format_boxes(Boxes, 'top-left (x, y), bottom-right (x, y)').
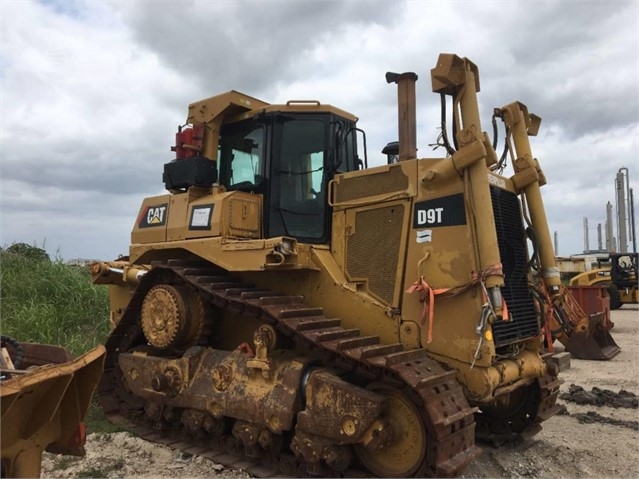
top-left (279, 239), bottom-right (293, 255)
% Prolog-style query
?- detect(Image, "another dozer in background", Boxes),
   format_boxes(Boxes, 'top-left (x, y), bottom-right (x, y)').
top-left (570, 253), bottom-right (638, 310)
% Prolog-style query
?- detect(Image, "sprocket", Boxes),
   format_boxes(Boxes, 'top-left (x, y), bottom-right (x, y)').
top-left (140, 284), bottom-right (204, 350)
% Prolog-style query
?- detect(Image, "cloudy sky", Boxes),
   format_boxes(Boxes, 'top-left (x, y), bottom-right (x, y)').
top-left (1, 0), bottom-right (637, 261)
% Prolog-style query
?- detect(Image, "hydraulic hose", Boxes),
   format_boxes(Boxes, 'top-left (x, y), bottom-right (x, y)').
top-left (1, 335), bottom-right (24, 369)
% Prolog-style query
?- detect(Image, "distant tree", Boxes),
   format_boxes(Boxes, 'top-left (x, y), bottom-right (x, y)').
top-left (5, 242), bottom-right (51, 262)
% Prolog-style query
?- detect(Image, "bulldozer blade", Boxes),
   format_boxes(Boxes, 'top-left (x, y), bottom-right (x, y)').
top-left (565, 312), bottom-right (621, 360)
top-left (1, 344), bottom-right (106, 478)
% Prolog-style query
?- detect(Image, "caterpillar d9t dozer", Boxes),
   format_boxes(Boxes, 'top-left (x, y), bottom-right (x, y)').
top-left (92, 53), bottom-right (564, 477)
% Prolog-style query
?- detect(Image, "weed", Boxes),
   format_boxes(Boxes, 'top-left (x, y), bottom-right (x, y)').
top-left (85, 397), bottom-right (128, 434)
top-left (52, 455), bottom-right (79, 471)
top-left (75, 466), bottom-right (107, 478)
top-left (0, 245), bottom-right (110, 357)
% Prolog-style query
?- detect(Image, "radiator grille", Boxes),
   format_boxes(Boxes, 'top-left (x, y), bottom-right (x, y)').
top-left (336, 166), bottom-right (409, 203)
top-left (346, 205), bottom-right (404, 304)
top-left (490, 187), bottom-right (540, 347)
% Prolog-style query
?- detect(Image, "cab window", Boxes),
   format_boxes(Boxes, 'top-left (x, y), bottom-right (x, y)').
top-left (219, 121), bottom-right (265, 189)
top-left (270, 118), bottom-right (326, 241)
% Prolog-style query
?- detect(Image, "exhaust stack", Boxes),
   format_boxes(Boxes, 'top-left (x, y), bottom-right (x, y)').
top-left (386, 71), bottom-right (418, 161)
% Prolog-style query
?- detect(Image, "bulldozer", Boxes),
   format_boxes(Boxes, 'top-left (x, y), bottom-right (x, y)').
top-left (569, 253), bottom-right (638, 310)
top-left (542, 285), bottom-right (620, 360)
top-left (0, 337), bottom-right (105, 478)
top-left (91, 53), bottom-right (567, 477)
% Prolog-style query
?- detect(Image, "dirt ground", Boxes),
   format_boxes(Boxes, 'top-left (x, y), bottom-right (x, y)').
top-left (42, 307), bottom-right (639, 478)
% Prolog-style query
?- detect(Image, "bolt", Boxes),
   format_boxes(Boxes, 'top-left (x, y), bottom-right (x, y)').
top-left (151, 375), bottom-right (168, 392)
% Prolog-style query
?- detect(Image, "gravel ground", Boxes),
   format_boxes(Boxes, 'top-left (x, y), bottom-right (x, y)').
top-left (42, 307), bottom-right (639, 478)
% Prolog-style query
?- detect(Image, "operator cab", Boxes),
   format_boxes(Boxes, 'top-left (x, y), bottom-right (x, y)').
top-left (218, 109), bottom-right (362, 244)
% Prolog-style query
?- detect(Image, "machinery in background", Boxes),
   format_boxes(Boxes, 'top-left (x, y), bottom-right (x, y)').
top-left (543, 286), bottom-right (620, 360)
top-left (570, 253), bottom-right (638, 309)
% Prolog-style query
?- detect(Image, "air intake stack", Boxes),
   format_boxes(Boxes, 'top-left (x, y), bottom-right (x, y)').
top-left (386, 72), bottom-right (418, 161)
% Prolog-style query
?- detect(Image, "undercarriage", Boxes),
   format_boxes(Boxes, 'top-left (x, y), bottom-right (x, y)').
top-left (99, 259), bottom-right (559, 477)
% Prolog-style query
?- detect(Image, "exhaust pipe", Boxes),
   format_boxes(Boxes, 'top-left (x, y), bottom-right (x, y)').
top-left (386, 71), bottom-right (418, 161)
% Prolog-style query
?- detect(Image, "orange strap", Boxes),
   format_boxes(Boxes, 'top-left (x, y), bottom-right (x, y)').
top-left (236, 342), bottom-right (254, 356)
top-left (502, 298), bottom-right (510, 322)
top-left (406, 277), bottom-right (449, 344)
top-left (406, 263), bottom-right (509, 343)
top-left (472, 262), bottom-right (504, 282)
top-left (539, 282), bottom-right (555, 353)
top-left (472, 262), bottom-right (510, 321)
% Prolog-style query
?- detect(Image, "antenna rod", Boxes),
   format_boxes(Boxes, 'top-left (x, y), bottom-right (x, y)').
top-left (631, 187), bottom-right (637, 253)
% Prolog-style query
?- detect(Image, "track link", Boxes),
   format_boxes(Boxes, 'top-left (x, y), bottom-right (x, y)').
top-left (99, 259), bottom-right (560, 476)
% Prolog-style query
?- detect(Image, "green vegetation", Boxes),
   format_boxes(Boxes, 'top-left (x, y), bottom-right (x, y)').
top-left (1, 242), bottom-right (123, 433)
top-left (0, 242), bottom-right (110, 356)
top-left (75, 459), bottom-right (125, 478)
top-left (51, 456), bottom-right (80, 471)
top-left (85, 396), bottom-right (127, 434)
top-left (75, 466), bottom-right (108, 478)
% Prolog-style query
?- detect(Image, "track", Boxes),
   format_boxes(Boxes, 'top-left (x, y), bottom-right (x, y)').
top-left (98, 258), bottom-right (556, 477)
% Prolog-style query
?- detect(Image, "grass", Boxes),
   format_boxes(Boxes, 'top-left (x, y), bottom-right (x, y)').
top-left (75, 459), bottom-right (125, 478)
top-left (52, 456), bottom-right (80, 471)
top-left (0, 244), bottom-right (110, 357)
top-left (1, 242), bottom-right (119, 433)
top-left (75, 466), bottom-right (108, 478)
top-left (85, 396), bottom-right (128, 434)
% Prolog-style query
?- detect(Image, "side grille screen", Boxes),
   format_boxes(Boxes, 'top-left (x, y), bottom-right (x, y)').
top-left (490, 187), bottom-right (540, 347)
top-left (336, 167), bottom-right (409, 203)
top-left (346, 205), bottom-right (404, 305)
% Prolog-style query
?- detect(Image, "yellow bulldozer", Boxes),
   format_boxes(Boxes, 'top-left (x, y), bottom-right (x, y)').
top-left (0, 337), bottom-right (105, 478)
top-left (91, 53), bottom-right (571, 477)
top-left (569, 253), bottom-right (638, 309)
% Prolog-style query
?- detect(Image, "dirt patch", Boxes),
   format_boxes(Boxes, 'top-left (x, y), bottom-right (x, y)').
top-left (571, 410), bottom-right (638, 430)
top-left (42, 307), bottom-right (639, 478)
top-left (554, 383), bottom-right (639, 430)
top-left (560, 383), bottom-right (638, 408)
top-left (41, 432), bottom-right (250, 479)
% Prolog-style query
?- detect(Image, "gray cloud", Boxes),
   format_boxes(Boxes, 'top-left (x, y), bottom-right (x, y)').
top-left (116, 0), bottom-right (396, 96)
top-left (472, 1), bottom-right (638, 139)
top-left (1, 0), bottom-right (637, 260)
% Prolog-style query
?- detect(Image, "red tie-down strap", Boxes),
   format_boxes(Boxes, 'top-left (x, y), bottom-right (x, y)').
top-left (236, 342), bottom-right (255, 356)
top-left (405, 277), bottom-right (449, 344)
top-left (406, 263), bottom-right (509, 344)
top-left (537, 282), bottom-right (555, 353)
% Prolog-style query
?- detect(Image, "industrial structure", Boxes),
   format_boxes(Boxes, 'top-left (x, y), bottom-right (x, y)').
top-left (578, 167), bottom-right (636, 256)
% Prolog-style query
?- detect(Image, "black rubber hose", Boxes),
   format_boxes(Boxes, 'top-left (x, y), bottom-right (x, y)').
top-left (440, 93), bottom-right (456, 156)
top-left (499, 126), bottom-right (510, 167)
top-left (550, 304), bottom-right (571, 336)
top-left (526, 226), bottom-right (541, 271)
top-left (531, 288), bottom-right (567, 337)
top-left (452, 97), bottom-right (459, 151)
top-left (1, 335), bottom-right (24, 369)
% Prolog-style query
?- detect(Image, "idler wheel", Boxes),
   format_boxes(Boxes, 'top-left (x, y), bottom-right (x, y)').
top-left (355, 386), bottom-right (427, 477)
top-left (477, 380), bottom-right (540, 435)
top-left (141, 284), bottom-right (203, 350)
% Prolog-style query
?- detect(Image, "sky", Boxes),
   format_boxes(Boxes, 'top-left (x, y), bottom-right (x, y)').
top-left (1, 0), bottom-right (638, 261)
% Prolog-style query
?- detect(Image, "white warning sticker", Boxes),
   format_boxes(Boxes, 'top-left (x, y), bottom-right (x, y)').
top-left (416, 229), bottom-right (432, 243)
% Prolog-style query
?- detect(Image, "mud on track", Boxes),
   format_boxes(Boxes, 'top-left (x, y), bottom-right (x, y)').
top-left (42, 307), bottom-right (639, 479)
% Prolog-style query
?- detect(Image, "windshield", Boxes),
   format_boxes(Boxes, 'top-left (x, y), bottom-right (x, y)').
top-left (219, 121), bottom-right (265, 189)
top-left (270, 118), bottom-right (326, 241)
